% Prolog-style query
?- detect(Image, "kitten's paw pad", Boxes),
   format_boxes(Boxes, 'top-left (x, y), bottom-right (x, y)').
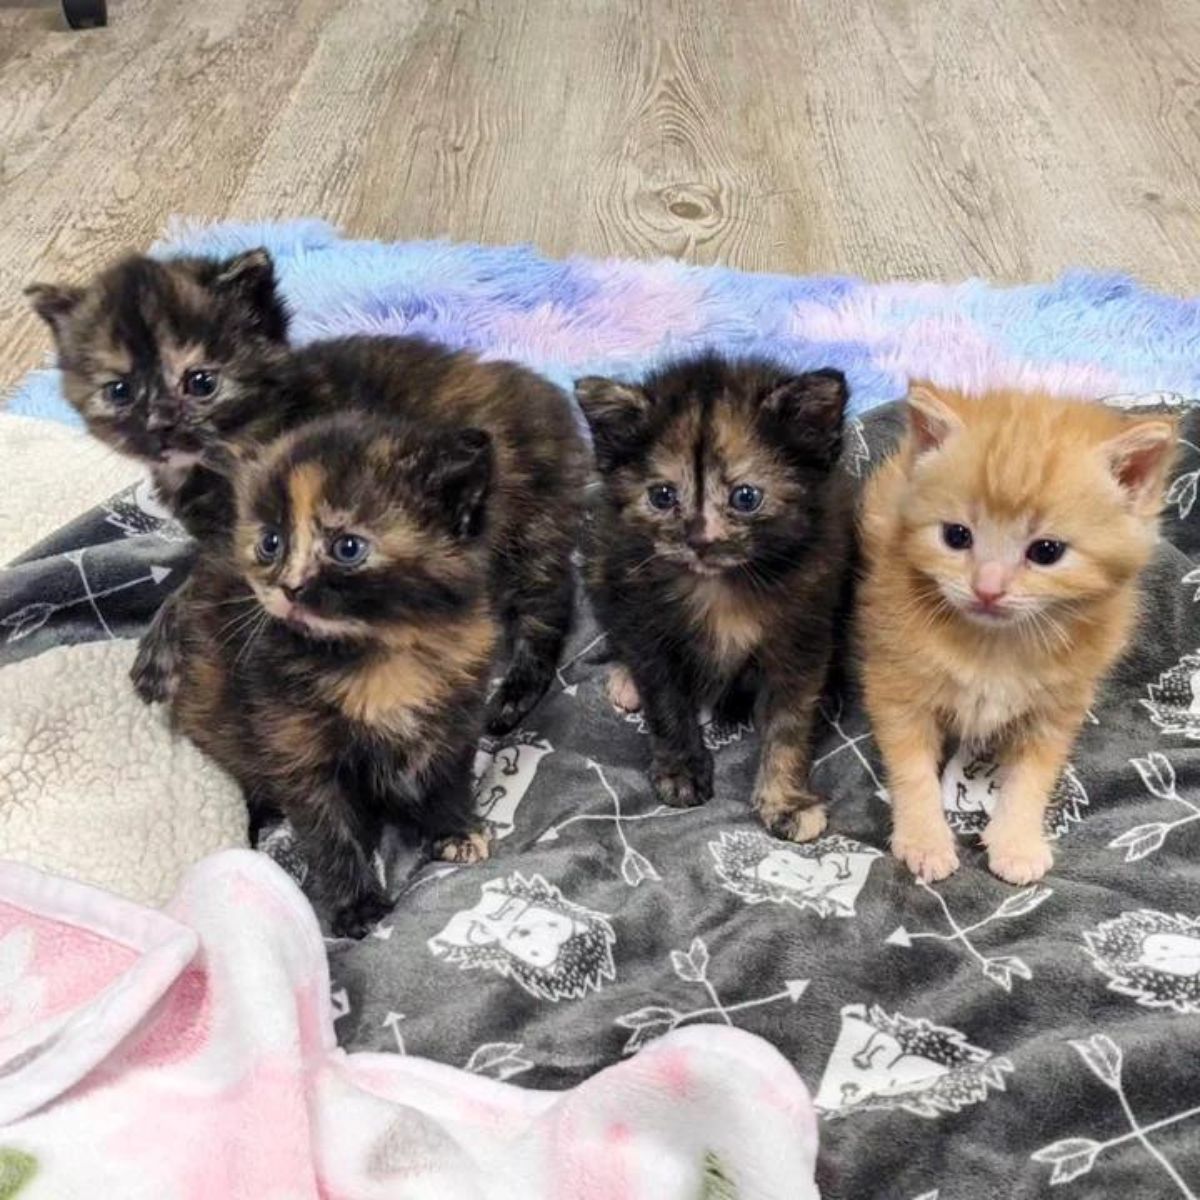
top-left (651, 758), bottom-right (713, 808)
top-left (892, 825), bottom-right (960, 882)
top-left (762, 801), bottom-right (828, 843)
top-left (984, 825), bottom-right (1053, 885)
top-left (606, 665), bottom-right (642, 713)
top-left (433, 829), bottom-right (492, 865)
top-left (330, 891), bottom-right (392, 940)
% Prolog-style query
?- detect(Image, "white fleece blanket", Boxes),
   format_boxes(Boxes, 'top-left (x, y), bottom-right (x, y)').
top-left (0, 850), bottom-right (819, 1199)
top-left (0, 413), bottom-right (247, 904)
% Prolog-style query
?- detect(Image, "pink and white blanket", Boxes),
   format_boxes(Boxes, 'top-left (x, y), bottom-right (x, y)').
top-left (0, 850), bottom-right (818, 1199)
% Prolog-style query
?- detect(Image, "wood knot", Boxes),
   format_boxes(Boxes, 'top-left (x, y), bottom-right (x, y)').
top-left (661, 184), bottom-right (720, 222)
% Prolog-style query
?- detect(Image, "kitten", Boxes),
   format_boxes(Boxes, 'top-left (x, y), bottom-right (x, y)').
top-left (859, 383), bottom-right (1177, 885)
top-left (577, 354), bottom-right (852, 840)
top-left (29, 256), bottom-right (583, 730)
top-left (26, 249), bottom-right (290, 537)
top-left (172, 414), bottom-right (498, 937)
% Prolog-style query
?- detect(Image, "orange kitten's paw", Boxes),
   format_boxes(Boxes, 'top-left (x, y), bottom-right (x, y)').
top-left (892, 823), bottom-right (960, 883)
top-left (606, 665), bottom-right (642, 713)
top-left (983, 822), bottom-right (1053, 885)
top-left (433, 830), bottom-right (492, 865)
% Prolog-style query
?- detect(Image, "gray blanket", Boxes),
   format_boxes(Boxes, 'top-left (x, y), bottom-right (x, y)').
top-left (4, 400), bottom-right (1200, 1199)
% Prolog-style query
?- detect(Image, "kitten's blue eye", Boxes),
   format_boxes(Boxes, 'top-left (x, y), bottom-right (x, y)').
top-left (647, 484), bottom-right (677, 511)
top-left (729, 484), bottom-right (764, 514)
top-left (255, 529), bottom-right (282, 564)
top-left (942, 523), bottom-right (973, 550)
top-left (183, 368), bottom-right (219, 398)
top-left (331, 534), bottom-right (370, 565)
top-left (103, 379), bottom-right (132, 406)
top-left (1027, 538), bottom-right (1067, 566)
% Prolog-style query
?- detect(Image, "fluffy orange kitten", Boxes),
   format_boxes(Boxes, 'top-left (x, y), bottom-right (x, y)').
top-left (860, 383), bottom-right (1177, 884)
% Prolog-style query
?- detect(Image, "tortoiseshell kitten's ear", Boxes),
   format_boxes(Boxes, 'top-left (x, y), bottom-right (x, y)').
top-left (417, 427), bottom-right (494, 537)
top-left (574, 377), bottom-right (652, 470)
top-left (24, 283), bottom-right (86, 340)
top-left (211, 248), bottom-right (289, 343)
top-left (760, 368), bottom-right (849, 466)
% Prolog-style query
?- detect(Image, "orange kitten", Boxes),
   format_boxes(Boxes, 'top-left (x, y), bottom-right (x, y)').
top-left (859, 383), bottom-right (1177, 884)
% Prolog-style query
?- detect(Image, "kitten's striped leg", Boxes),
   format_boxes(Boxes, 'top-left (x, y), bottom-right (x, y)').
top-left (753, 679), bottom-right (826, 842)
top-left (983, 719), bottom-right (1078, 884)
top-left (873, 707), bottom-right (959, 882)
top-left (294, 782), bottom-right (389, 940)
top-left (486, 575), bottom-right (574, 734)
top-left (130, 583), bottom-right (187, 705)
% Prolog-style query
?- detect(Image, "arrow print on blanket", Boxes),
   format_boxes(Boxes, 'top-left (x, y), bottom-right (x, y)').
top-left (330, 987), bottom-right (350, 1022)
top-left (1032, 1034), bottom-right (1200, 1196)
top-left (886, 880), bottom-right (1052, 991)
top-left (382, 1011), bottom-right (406, 1054)
top-left (1108, 753), bottom-right (1200, 862)
top-left (814, 700), bottom-right (887, 802)
top-left (2, 557), bottom-right (173, 643)
top-left (615, 935), bottom-right (808, 1053)
top-left (464, 1042), bottom-right (534, 1082)
top-left (554, 631), bottom-right (607, 697)
top-left (1164, 437), bottom-right (1200, 519)
top-left (538, 759), bottom-right (691, 886)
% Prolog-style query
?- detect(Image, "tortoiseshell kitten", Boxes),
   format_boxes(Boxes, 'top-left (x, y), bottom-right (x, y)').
top-left (172, 414), bottom-right (498, 937)
top-left (26, 249), bottom-right (290, 537)
top-left (28, 255), bottom-right (584, 731)
top-left (577, 355), bottom-right (852, 841)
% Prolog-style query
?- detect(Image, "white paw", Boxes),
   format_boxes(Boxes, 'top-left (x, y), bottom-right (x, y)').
top-left (892, 822), bottom-right (961, 883)
top-left (984, 821), bottom-right (1053, 884)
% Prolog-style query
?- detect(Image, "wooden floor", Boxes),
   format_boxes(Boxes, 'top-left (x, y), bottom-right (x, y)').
top-left (1, 0), bottom-right (1198, 395)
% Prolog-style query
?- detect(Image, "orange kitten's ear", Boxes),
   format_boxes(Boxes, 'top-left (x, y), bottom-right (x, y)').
top-left (906, 383), bottom-right (963, 455)
top-left (1102, 418), bottom-right (1179, 514)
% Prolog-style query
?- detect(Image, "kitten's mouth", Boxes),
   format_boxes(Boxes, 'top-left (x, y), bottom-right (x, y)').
top-left (255, 588), bottom-right (358, 640)
top-left (961, 602), bottom-right (1016, 626)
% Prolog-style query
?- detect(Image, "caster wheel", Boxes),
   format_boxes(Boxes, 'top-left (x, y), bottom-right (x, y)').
top-left (63, 0), bottom-right (108, 29)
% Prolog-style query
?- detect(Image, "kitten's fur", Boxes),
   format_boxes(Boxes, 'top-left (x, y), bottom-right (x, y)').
top-left (172, 414), bottom-right (499, 937)
top-left (860, 383), bottom-right (1177, 884)
top-left (28, 257), bottom-right (584, 732)
top-left (577, 354), bottom-right (852, 840)
top-left (27, 250), bottom-right (289, 537)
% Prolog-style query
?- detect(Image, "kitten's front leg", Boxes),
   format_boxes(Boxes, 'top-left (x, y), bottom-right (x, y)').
top-left (631, 657), bottom-right (712, 808)
top-left (486, 582), bottom-right (573, 735)
top-left (130, 584), bottom-right (187, 705)
top-left (292, 782), bottom-right (389, 939)
top-left (754, 670), bottom-right (827, 843)
top-left (983, 715), bottom-right (1080, 884)
top-left (419, 750), bottom-right (493, 865)
top-left (872, 704), bottom-right (959, 882)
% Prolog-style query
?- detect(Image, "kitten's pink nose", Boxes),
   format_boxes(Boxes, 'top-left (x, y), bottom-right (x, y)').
top-left (685, 511), bottom-right (722, 552)
top-left (972, 562), bottom-right (1009, 606)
